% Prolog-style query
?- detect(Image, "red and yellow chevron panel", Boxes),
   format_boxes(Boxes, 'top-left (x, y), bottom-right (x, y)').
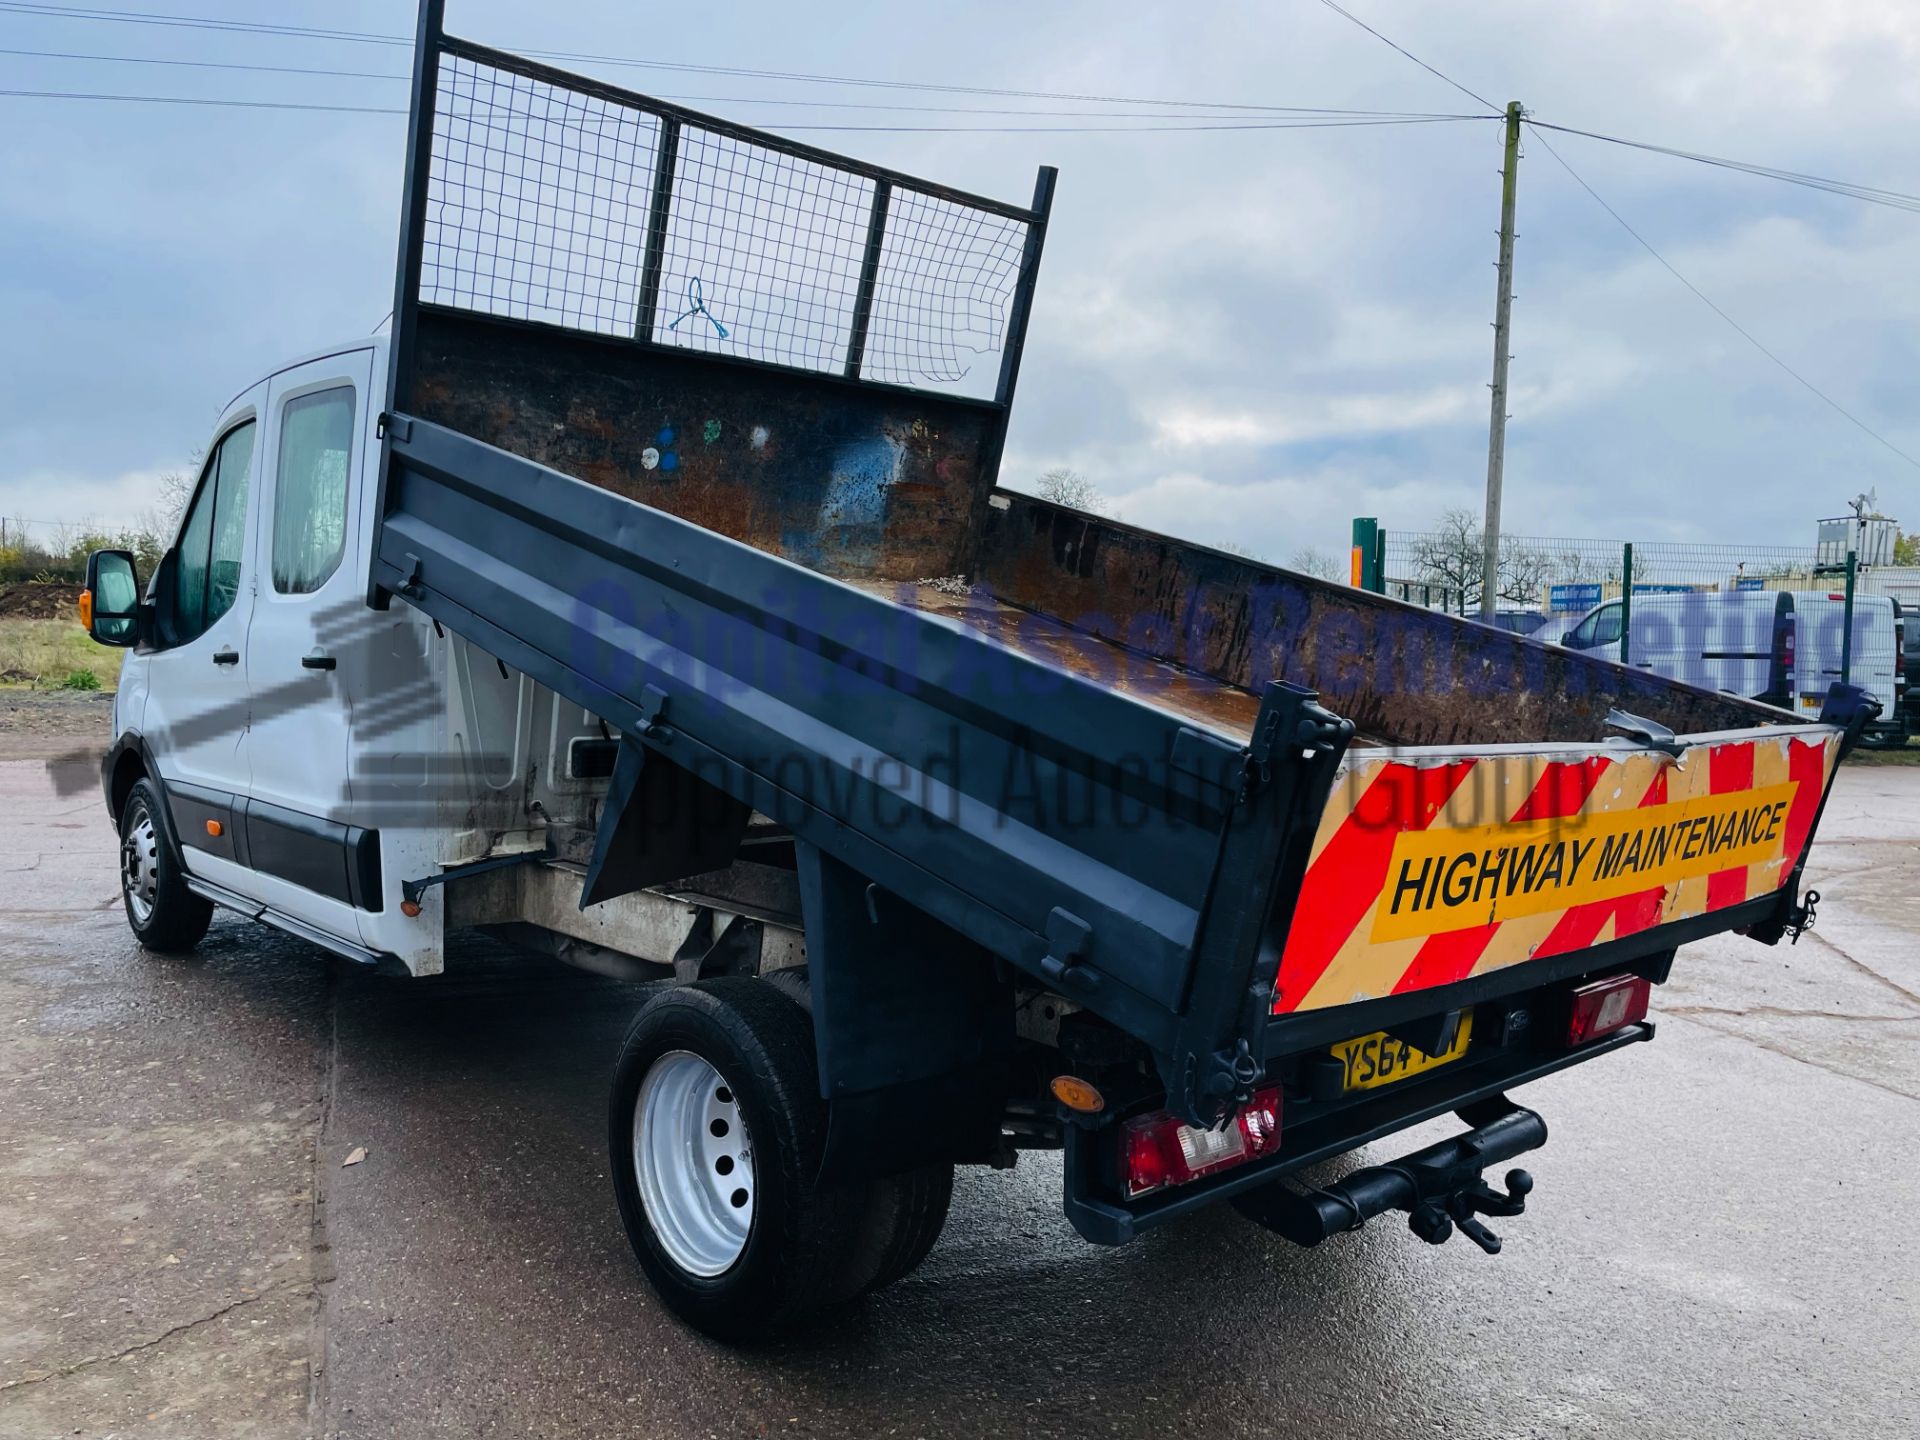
top-left (1271, 729), bottom-right (1838, 1014)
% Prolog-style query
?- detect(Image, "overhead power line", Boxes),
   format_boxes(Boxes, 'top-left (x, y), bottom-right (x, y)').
top-left (1528, 120), bottom-right (1920, 216)
top-left (1526, 124), bottom-right (1920, 474)
top-left (0, 45), bottom-right (1476, 121)
top-left (0, 0), bottom-right (1460, 118)
top-left (0, 87), bottom-right (1488, 133)
top-left (9, 0), bottom-right (1915, 216)
top-left (0, 85), bottom-right (402, 113)
top-left (1312, 0), bottom-right (1501, 114)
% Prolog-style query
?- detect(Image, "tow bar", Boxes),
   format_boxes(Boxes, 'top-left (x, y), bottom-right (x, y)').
top-left (1237, 1097), bottom-right (1547, 1254)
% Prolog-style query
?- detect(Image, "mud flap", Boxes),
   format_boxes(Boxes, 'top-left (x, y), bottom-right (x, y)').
top-left (795, 843), bottom-right (1013, 1178)
top-left (580, 736), bottom-right (751, 908)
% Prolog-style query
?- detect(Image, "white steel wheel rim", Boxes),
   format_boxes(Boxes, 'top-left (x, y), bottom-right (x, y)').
top-left (122, 808), bottom-right (159, 924)
top-left (633, 1049), bottom-right (754, 1278)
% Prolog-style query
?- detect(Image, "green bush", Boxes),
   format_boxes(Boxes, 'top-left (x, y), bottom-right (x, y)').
top-left (58, 668), bottom-right (101, 692)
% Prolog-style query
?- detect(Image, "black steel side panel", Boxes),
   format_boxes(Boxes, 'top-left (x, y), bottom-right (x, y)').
top-left (374, 415), bottom-right (1250, 1047)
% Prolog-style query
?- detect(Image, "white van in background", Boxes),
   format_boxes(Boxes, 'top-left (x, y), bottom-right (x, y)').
top-left (1554, 591), bottom-right (1791, 702)
top-left (1554, 590), bottom-right (1904, 739)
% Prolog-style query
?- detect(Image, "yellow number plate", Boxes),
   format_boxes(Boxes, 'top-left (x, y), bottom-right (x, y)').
top-left (1332, 1015), bottom-right (1473, 1093)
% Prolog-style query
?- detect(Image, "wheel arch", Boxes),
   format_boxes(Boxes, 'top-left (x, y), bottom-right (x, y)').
top-left (105, 733), bottom-right (185, 871)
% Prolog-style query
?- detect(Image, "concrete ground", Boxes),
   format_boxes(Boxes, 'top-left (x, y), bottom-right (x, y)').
top-left (2, 715), bottom-right (1916, 1439)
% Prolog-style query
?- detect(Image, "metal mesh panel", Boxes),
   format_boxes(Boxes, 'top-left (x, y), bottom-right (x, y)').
top-left (424, 54), bottom-right (661, 336)
top-left (864, 188), bottom-right (1029, 388)
top-left (648, 126), bottom-right (875, 373)
top-left (417, 47), bottom-right (1034, 394)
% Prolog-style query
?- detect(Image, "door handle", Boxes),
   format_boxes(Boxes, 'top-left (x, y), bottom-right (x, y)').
top-left (301, 652), bottom-right (337, 671)
top-left (212, 648), bottom-right (239, 665)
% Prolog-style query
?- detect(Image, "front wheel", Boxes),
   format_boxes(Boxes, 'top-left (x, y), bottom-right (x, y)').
top-left (118, 778), bottom-right (213, 953)
top-left (609, 979), bottom-right (870, 1341)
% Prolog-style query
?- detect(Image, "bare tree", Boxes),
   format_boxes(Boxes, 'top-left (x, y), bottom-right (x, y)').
top-left (1287, 544), bottom-right (1340, 581)
top-left (1210, 537), bottom-right (1267, 562)
top-left (1407, 507), bottom-right (1560, 611)
top-left (1408, 507), bottom-right (1485, 609)
top-left (1031, 467), bottom-right (1103, 514)
top-left (1498, 542), bottom-right (1555, 606)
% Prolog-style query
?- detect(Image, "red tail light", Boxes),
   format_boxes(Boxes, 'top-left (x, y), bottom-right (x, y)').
top-left (1567, 974), bottom-right (1651, 1046)
top-left (1123, 1087), bottom-right (1283, 1198)
top-left (1774, 615), bottom-right (1795, 673)
top-left (1894, 620), bottom-right (1905, 681)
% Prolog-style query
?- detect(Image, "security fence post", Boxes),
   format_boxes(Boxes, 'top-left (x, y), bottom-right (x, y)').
top-left (1351, 518), bottom-right (1380, 590)
top-left (1620, 543), bottom-right (1634, 668)
top-left (1841, 548), bottom-right (1857, 685)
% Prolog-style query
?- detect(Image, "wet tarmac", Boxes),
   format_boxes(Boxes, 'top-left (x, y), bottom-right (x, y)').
top-left (3, 744), bottom-right (1916, 1438)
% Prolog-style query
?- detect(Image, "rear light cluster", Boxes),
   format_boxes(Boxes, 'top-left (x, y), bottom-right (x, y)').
top-left (1567, 974), bottom-right (1651, 1046)
top-left (1774, 615), bottom-right (1796, 674)
top-left (1123, 1086), bottom-right (1282, 1198)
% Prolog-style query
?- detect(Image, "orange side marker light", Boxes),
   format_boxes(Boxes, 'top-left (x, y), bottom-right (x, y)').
top-left (77, 590), bottom-right (93, 629)
top-left (205, 820), bottom-right (223, 838)
top-left (1049, 1075), bottom-right (1105, 1114)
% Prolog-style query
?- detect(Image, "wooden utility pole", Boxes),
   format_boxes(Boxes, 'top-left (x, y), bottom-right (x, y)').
top-left (1481, 100), bottom-right (1524, 619)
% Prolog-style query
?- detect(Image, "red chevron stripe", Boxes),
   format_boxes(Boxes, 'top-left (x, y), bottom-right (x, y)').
top-left (1705, 740), bottom-right (1756, 911)
top-left (1272, 758), bottom-right (1477, 1012)
top-left (1389, 755), bottom-right (1612, 995)
top-left (1532, 765), bottom-right (1672, 958)
top-left (1779, 737), bottom-right (1827, 872)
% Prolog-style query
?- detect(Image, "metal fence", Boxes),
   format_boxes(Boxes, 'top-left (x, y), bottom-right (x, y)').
top-left (1364, 522), bottom-right (1907, 708)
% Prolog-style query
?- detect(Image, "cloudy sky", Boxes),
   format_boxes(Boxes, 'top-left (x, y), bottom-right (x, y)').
top-left (2, 0), bottom-right (1917, 565)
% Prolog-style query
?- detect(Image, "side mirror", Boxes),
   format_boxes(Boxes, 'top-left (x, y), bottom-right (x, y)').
top-left (82, 549), bottom-right (141, 647)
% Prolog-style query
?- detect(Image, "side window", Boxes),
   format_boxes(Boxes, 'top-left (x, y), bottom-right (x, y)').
top-left (1591, 603), bottom-right (1623, 648)
top-left (169, 420), bottom-right (255, 644)
top-left (272, 387), bottom-right (355, 595)
top-left (208, 425), bottom-right (254, 622)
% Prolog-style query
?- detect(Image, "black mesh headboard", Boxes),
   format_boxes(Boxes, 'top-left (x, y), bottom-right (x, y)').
top-left (388, 2), bottom-right (1053, 409)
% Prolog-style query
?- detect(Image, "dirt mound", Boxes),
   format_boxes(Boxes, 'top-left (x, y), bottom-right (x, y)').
top-left (0, 582), bottom-right (83, 621)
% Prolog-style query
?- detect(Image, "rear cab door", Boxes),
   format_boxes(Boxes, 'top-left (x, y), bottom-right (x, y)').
top-left (239, 347), bottom-right (384, 948)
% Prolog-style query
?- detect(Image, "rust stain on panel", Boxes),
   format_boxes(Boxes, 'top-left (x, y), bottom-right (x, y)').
top-left (409, 309), bottom-right (1003, 582)
top-left (975, 492), bottom-right (1786, 748)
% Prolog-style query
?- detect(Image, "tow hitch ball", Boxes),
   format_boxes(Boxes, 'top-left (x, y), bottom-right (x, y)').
top-left (1235, 1099), bottom-right (1549, 1253)
top-left (1408, 1169), bottom-right (1533, 1254)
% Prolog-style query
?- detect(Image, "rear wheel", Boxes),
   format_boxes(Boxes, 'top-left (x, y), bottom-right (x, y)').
top-left (609, 978), bottom-right (869, 1341)
top-left (118, 779), bottom-right (213, 953)
top-left (757, 966), bottom-right (953, 1296)
top-left (850, 1163), bottom-right (953, 1295)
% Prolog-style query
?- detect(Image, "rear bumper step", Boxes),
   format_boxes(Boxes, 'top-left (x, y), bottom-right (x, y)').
top-left (1239, 1099), bottom-right (1545, 1252)
top-left (1062, 1021), bottom-right (1653, 1245)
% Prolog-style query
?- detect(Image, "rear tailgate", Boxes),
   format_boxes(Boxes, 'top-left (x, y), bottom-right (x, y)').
top-left (1274, 726), bottom-right (1838, 1014)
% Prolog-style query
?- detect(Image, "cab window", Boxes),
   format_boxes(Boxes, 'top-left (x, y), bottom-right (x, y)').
top-left (1566, 602), bottom-right (1622, 650)
top-left (271, 387), bottom-right (354, 595)
top-left (169, 420), bottom-right (256, 644)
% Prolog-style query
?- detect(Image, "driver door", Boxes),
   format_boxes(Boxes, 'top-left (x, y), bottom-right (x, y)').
top-left (139, 393), bottom-right (262, 897)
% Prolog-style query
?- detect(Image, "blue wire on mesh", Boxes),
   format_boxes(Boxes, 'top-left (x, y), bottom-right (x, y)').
top-left (667, 276), bottom-right (729, 339)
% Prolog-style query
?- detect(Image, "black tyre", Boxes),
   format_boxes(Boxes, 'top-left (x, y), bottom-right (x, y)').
top-left (608, 978), bottom-right (869, 1341)
top-left (858, 1163), bottom-right (954, 1293)
top-left (756, 964), bottom-right (953, 1298)
top-left (118, 778), bottom-right (213, 953)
